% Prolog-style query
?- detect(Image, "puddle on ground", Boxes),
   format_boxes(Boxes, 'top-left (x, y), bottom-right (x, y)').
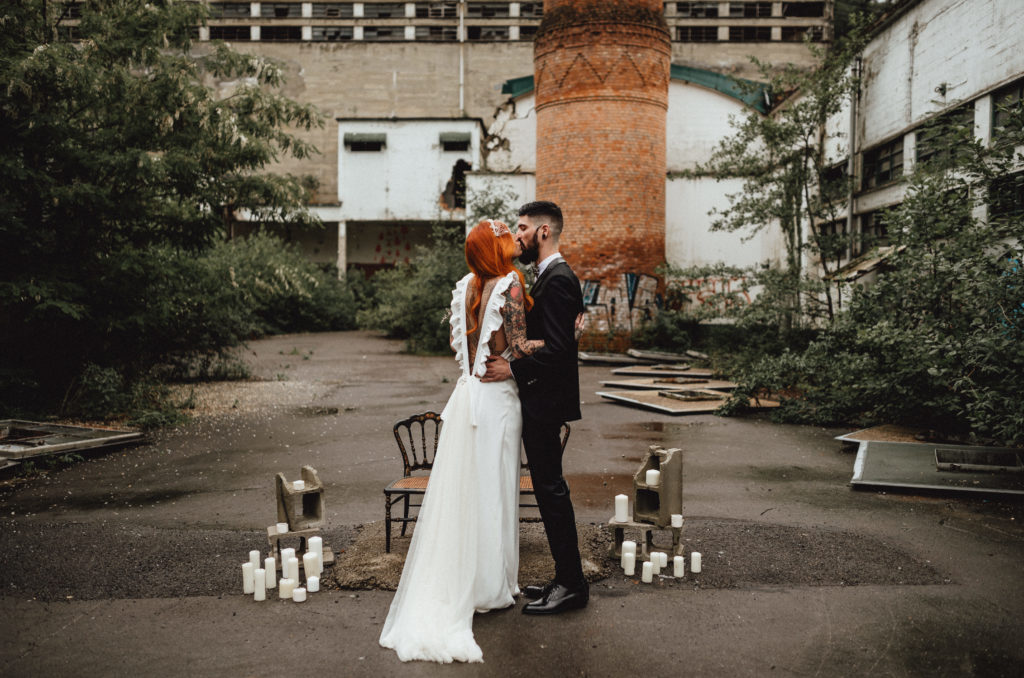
top-left (565, 472), bottom-right (635, 509)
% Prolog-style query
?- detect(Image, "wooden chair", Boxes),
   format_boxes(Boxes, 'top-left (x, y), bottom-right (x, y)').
top-left (383, 413), bottom-right (571, 552)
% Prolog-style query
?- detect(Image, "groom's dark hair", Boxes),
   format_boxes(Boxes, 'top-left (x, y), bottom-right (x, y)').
top-left (518, 201), bottom-right (563, 237)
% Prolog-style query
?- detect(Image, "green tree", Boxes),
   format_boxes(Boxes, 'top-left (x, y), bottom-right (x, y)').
top-left (0, 0), bottom-right (323, 414)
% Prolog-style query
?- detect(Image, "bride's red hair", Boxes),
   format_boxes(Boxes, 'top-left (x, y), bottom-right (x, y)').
top-left (465, 220), bottom-right (532, 335)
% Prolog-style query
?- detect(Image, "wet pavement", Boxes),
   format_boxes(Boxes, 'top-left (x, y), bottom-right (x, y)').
top-left (1, 331), bottom-right (1022, 677)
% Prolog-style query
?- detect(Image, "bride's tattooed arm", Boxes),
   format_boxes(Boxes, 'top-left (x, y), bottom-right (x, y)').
top-left (501, 280), bottom-right (544, 358)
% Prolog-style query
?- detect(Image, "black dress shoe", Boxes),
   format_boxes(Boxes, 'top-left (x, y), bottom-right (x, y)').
top-left (522, 581), bottom-right (557, 599)
top-left (522, 584), bottom-right (589, 615)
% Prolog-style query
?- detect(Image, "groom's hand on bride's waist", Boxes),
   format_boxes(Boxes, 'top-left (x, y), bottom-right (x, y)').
top-left (480, 354), bottom-right (513, 382)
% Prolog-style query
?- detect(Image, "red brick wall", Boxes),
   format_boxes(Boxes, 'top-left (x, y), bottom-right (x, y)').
top-left (535, 0), bottom-right (670, 283)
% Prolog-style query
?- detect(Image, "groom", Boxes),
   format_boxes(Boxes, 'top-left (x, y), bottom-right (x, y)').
top-left (481, 200), bottom-right (588, 615)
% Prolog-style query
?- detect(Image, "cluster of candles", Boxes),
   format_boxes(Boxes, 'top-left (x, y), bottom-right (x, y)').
top-left (240, 526), bottom-right (324, 603)
top-left (619, 540), bottom-right (702, 582)
top-left (612, 494), bottom-right (684, 529)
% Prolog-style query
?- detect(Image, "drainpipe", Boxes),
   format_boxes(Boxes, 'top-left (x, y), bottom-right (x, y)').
top-left (846, 56), bottom-right (861, 256)
top-left (458, 0), bottom-right (465, 114)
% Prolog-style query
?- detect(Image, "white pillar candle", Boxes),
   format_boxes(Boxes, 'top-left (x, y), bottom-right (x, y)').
top-left (292, 587), bottom-right (307, 602)
top-left (279, 578), bottom-right (295, 599)
top-left (241, 562), bottom-right (255, 594)
top-left (651, 553), bottom-right (662, 575)
top-left (623, 552), bottom-right (636, 576)
top-left (645, 469), bottom-right (660, 486)
top-left (281, 548), bottom-right (295, 578)
top-left (264, 557), bottom-right (276, 588)
top-left (287, 556), bottom-right (299, 582)
top-left (254, 568), bottom-right (266, 600)
top-left (307, 575), bottom-right (320, 593)
top-left (309, 536), bottom-right (323, 563)
top-left (620, 540), bottom-right (637, 569)
top-left (659, 552), bottom-right (669, 568)
top-left (276, 522), bottom-right (289, 534)
top-left (614, 494), bottom-right (629, 522)
top-left (303, 551), bottom-right (318, 579)
top-left (673, 555), bottom-right (685, 577)
top-left (691, 552), bottom-right (702, 573)
top-left (641, 560), bottom-right (653, 583)
top-left (293, 480), bottom-right (305, 491)
top-left (671, 514), bottom-right (683, 528)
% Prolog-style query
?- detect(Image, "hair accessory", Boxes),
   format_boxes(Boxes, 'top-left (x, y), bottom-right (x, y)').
top-left (487, 219), bottom-right (510, 238)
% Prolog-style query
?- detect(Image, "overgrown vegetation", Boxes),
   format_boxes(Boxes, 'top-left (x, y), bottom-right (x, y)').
top-left (0, 1), bottom-right (356, 425)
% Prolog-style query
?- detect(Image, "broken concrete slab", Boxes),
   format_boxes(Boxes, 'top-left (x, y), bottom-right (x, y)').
top-left (0, 420), bottom-right (143, 461)
top-left (578, 351), bottom-right (656, 365)
top-left (610, 365), bottom-right (716, 378)
top-left (597, 389), bottom-right (778, 415)
top-left (599, 377), bottom-right (738, 391)
top-left (849, 440), bottom-right (1024, 496)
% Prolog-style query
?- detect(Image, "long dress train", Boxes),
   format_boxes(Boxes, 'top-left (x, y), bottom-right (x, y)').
top-left (379, 271), bottom-right (522, 663)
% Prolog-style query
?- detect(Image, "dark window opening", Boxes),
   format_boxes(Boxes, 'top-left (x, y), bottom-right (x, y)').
top-left (60, 3), bottom-right (82, 19)
top-left (209, 3), bottom-right (252, 18)
top-left (344, 133), bottom-right (387, 152)
top-left (467, 25), bottom-right (509, 41)
top-left (816, 219), bottom-right (849, 264)
top-left (260, 25), bottom-right (302, 41)
top-left (992, 78), bottom-right (1024, 146)
top-left (677, 26), bottom-right (718, 42)
top-left (729, 26), bottom-right (772, 41)
top-left (519, 25), bottom-right (538, 40)
top-left (441, 159), bottom-right (472, 210)
top-left (467, 2), bottom-right (510, 18)
top-left (729, 2), bottom-right (772, 18)
top-left (415, 25), bottom-right (458, 40)
top-left (311, 26), bottom-right (354, 41)
top-left (916, 105), bottom-right (975, 168)
top-left (415, 1), bottom-right (457, 18)
top-left (261, 3), bottom-right (301, 18)
top-left (312, 3), bottom-right (354, 18)
top-left (857, 210), bottom-right (891, 254)
top-left (676, 2), bottom-right (718, 18)
top-left (363, 2), bottom-right (405, 18)
top-left (781, 26), bottom-right (823, 41)
top-left (519, 2), bottom-right (544, 18)
top-left (210, 25), bottom-right (252, 41)
top-left (862, 137), bottom-right (904, 190)
top-left (989, 172), bottom-right (1024, 221)
top-left (782, 2), bottom-right (824, 18)
top-left (440, 133), bottom-right (471, 152)
top-left (363, 26), bottom-right (401, 40)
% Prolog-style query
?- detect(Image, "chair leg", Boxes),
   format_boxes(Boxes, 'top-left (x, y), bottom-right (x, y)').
top-left (400, 495), bottom-right (410, 537)
top-left (385, 495), bottom-right (393, 553)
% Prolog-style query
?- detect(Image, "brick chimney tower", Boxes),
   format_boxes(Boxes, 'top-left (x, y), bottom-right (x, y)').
top-left (533, 0), bottom-right (670, 283)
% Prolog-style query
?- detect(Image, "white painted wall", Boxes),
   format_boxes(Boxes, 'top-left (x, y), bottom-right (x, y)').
top-left (859, 0), bottom-right (1024, 149)
top-left (483, 93), bottom-right (537, 173)
top-left (666, 82), bottom-right (745, 171)
top-left (337, 119), bottom-right (480, 221)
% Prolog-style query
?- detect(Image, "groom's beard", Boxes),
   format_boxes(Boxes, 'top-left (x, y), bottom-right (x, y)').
top-left (517, 233), bottom-right (541, 265)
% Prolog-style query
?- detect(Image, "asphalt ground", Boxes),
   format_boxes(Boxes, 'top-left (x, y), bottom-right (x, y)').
top-left (1, 331), bottom-right (1022, 677)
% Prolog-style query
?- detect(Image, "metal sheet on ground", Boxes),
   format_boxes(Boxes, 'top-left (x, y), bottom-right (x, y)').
top-left (578, 352), bottom-right (656, 365)
top-left (850, 440), bottom-right (1024, 495)
top-left (0, 420), bottom-right (143, 460)
top-left (610, 365), bottom-right (715, 378)
top-left (597, 389), bottom-right (778, 415)
top-left (599, 377), bottom-right (738, 391)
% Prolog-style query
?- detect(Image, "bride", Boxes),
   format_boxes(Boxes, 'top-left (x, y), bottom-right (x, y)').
top-left (379, 219), bottom-right (544, 663)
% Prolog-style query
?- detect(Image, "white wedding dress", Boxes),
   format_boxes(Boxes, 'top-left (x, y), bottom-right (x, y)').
top-left (379, 271), bottom-right (522, 663)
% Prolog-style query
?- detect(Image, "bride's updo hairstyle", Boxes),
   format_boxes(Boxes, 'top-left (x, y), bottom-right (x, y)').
top-left (464, 220), bottom-right (532, 335)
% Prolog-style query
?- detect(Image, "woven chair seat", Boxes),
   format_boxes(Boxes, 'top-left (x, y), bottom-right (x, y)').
top-left (388, 476), bottom-right (430, 491)
top-left (519, 475), bottom-right (534, 492)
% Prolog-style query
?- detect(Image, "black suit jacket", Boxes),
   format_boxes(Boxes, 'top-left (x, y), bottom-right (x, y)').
top-left (510, 259), bottom-right (584, 424)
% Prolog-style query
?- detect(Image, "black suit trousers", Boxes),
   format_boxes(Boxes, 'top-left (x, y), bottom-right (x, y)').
top-left (522, 416), bottom-right (586, 589)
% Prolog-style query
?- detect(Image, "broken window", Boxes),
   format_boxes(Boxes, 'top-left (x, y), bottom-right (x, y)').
top-left (519, 2), bottom-right (544, 18)
top-left (857, 210), bottom-right (891, 254)
top-left (260, 25), bottom-right (303, 41)
top-left (992, 78), bottom-right (1024, 147)
top-left (261, 3), bottom-right (302, 18)
top-left (916, 104), bottom-right (975, 169)
top-left (312, 3), bottom-right (355, 18)
top-left (441, 159), bottom-right (472, 210)
top-left (676, 26), bottom-right (718, 42)
top-left (415, 1), bottom-right (458, 18)
top-left (344, 133), bottom-right (387, 152)
top-left (363, 2), bottom-right (405, 18)
top-left (311, 26), bottom-right (354, 41)
top-left (519, 25), bottom-right (538, 41)
top-left (209, 25), bottom-right (252, 40)
top-left (989, 172), bottom-right (1024, 222)
top-left (440, 132), bottom-right (471, 152)
top-left (466, 3), bottom-right (510, 19)
top-left (728, 26), bottom-right (771, 41)
top-left (60, 2), bottom-right (82, 19)
top-left (676, 2), bottom-right (718, 18)
top-left (782, 2), bottom-right (824, 17)
top-left (729, 2), bottom-right (772, 18)
top-left (363, 26), bottom-right (401, 40)
top-left (862, 137), bottom-right (903, 190)
top-left (415, 25), bottom-right (458, 40)
top-left (467, 25), bottom-right (510, 41)
top-left (781, 26), bottom-right (823, 41)
top-left (209, 3), bottom-right (252, 18)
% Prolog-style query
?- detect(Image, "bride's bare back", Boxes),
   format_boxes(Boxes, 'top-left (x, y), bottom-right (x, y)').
top-left (465, 275), bottom-right (542, 367)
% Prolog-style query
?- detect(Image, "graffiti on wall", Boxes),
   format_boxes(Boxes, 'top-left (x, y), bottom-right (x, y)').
top-left (581, 272), bottom-right (661, 333)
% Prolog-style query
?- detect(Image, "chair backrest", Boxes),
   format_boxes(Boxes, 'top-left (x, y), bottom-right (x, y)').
top-left (393, 412), bottom-right (443, 477)
top-left (520, 422), bottom-right (571, 470)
